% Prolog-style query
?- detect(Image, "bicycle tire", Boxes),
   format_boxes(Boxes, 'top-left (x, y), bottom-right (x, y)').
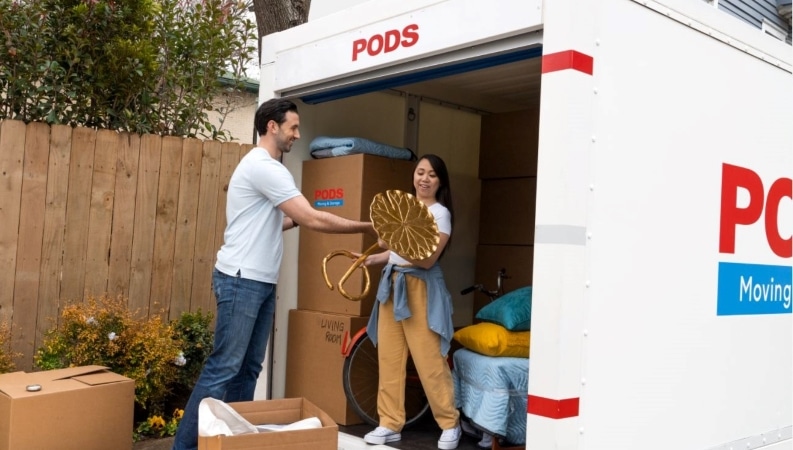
top-left (342, 332), bottom-right (431, 428)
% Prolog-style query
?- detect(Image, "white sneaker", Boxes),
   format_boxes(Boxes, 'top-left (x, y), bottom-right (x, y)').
top-left (438, 424), bottom-right (462, 449)
top-left (364, 426), bottom-right (401, 445)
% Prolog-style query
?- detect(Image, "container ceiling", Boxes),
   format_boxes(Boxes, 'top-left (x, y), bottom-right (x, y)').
top-left (393, 57), bottom-right (542, 114)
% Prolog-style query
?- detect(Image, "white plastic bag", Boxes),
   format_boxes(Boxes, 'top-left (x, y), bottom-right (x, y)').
top-left (198, 398), bottom-right (259, 437)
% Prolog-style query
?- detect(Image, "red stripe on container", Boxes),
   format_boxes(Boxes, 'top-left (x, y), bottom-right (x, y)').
top-left (527, 395), bottom-right (580, 419)
top-left (541, 50), bottom-right (594, 75)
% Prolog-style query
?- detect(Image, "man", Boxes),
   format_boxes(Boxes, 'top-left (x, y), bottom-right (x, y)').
top-left (172, 98), bottom-right (375, 450)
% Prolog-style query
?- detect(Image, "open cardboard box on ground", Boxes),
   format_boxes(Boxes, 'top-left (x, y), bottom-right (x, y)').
top-left (0, 365), bottom-right (134, 450)
top-left (198, 397), bottom-right (338, 450)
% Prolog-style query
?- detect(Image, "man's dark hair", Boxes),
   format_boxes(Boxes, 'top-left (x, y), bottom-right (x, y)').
top-left (254, 98), bottom-right (298, 136)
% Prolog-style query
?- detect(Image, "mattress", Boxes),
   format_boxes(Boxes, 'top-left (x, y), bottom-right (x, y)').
top-left (452, 348), bottom-right (529, 445)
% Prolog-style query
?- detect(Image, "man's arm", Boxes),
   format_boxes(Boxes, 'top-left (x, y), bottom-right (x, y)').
top-left (282, 216), bottom-right (298, 231)
top-left (279, 195), bottom-right (376, 237)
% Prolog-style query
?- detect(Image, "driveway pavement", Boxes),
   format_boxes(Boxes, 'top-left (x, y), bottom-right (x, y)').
top-left (133, 437), bottom-right (174, 450)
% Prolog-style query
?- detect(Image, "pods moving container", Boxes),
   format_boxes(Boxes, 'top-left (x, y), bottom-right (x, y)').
top-left (259, 0), bottom-right (792, 448)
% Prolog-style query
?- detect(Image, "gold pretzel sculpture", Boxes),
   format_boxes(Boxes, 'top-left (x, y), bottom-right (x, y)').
top-left (322, 190), bottom-right (440, 301)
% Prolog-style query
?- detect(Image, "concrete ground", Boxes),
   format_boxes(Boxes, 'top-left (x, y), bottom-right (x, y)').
top-left (129, 434), bottom-right (400, 450)
top-left (133, 436), bottom-right (174, 450)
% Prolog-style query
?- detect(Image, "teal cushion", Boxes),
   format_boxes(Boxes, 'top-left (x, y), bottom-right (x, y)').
top-left (475, 286), bottom-right (532, 331)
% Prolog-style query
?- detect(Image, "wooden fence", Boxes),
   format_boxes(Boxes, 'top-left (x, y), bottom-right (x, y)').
top-left (0, 119), bottom-right (253, 370)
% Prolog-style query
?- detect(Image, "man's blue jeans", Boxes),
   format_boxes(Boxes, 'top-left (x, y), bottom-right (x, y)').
top-left (172, 268), bottom-right (276, 450)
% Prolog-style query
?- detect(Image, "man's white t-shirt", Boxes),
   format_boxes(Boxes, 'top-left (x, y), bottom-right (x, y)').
top-left (388, 202), bottom-right (451, 266)
top-left (215, 147), bottom-right (301, 283)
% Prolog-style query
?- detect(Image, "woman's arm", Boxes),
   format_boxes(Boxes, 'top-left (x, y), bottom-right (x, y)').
top-left (351, 249), bottom-right (391, 266)
top-left (386, 232), bottom-right (450, 269)
top-left (366, 250), bottom-right (391, 267)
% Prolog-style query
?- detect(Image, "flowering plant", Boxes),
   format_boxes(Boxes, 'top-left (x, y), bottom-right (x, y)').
top-left (34, 294), bottom-right (182, 412)
top-left (171, 309), bottom-right (214, 392)
top-left (0, 318), bottom-right (20, 374)
top-left (134, 408), bottom-right (184, 440)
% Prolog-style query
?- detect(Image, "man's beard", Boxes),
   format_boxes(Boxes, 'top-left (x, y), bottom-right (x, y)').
top-left (277, 135), bottom-right (292, 154)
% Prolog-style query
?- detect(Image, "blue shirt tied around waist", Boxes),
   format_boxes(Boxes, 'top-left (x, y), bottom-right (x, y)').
top-left (366, 263), bottom-right (455, 357)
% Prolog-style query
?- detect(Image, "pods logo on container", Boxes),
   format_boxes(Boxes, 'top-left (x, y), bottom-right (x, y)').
top-left (352, 24), bottom-right (419, 62)
top-left (314, 188), bottom-right (344, 208)
top-left (717, 163), bottom-right (792, 315)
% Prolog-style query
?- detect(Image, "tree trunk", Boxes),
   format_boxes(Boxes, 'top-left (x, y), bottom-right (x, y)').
top-left (251, 0), bottom-right (311, 40)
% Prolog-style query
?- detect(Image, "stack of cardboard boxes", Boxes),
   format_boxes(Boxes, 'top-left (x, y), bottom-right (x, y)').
top-left (285, 153), bottom-right (415, 425)
top-left (474, 109), bottom-right (539, 316)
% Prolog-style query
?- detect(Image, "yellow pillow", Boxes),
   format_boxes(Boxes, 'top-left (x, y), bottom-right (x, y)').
top-left (453, 322), bottom-right (530, 358)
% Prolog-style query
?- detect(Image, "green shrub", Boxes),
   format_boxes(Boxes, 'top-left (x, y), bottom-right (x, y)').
top-left (0, 319), bottom-right (20, 374)
top-left (131, 309), bottom-right (213, 441)
top-left (171, 309), bottom-right (214, 391)
top-left (34, 294), bottom-right (182, 412)
top-left (34, 295), bottom-right (216, 440)
top-left (0, 0), bottom-right (256, 140)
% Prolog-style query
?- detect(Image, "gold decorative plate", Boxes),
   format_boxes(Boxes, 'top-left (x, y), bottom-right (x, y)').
top-left (370, 190), bottom-right (439, 260)
top-left (321, 190), bottom-right (440, 301)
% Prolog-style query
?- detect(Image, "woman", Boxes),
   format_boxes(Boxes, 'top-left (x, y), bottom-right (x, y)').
top-left (358, 154), bottom-right (461, 450)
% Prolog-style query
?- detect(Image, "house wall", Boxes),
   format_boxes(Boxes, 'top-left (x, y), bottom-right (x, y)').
top-left (719, 0), bottom-right (792, 40)
top-left (206, 89), bottom-right (259, 144)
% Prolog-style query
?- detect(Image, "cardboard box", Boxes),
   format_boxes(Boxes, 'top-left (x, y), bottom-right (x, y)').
top-left (474, 244), bottom-right (534, 316)
top-left (0, 365), bottom-right (134, 450)
top-left (198, 397), bottom-right (338, 450)
top-left (478, 177), bottom-right (536, 245)
top-left (298, 154), bottom-right (415, 315)
top-left (479, 108), bottom-right (539, 179)
top-left (284, 309), bottom-right (370, 425)
top-left (300, 153), bottom-right (416, 221)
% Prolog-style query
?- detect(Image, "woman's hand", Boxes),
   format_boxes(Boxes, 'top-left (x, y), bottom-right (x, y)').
top-left (348, 251), bottom-right (371, 267)
top-left (350, 249), bottom-right (390, 267)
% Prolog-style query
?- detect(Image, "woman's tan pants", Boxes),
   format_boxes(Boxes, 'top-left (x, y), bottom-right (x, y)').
top-left (376, 274), bottom-right (459, 431)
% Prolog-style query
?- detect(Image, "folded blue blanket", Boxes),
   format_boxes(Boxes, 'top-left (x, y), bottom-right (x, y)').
top-left (309, 136), bottom-right (416, 161)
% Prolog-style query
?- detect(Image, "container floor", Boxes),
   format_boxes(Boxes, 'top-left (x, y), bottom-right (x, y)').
top-left (338, 411), bottom-right (486, 450)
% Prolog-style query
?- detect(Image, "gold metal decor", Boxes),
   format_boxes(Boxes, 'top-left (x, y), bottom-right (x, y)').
top-left (322, 190), bottom-right (440, 301)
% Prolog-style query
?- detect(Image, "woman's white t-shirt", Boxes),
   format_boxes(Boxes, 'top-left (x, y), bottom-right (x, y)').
top-left (388, 202), bottom-right (451, 266)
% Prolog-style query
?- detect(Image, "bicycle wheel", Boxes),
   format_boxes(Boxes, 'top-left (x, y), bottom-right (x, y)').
top-left (342, 332), bottom-right (431, 428)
